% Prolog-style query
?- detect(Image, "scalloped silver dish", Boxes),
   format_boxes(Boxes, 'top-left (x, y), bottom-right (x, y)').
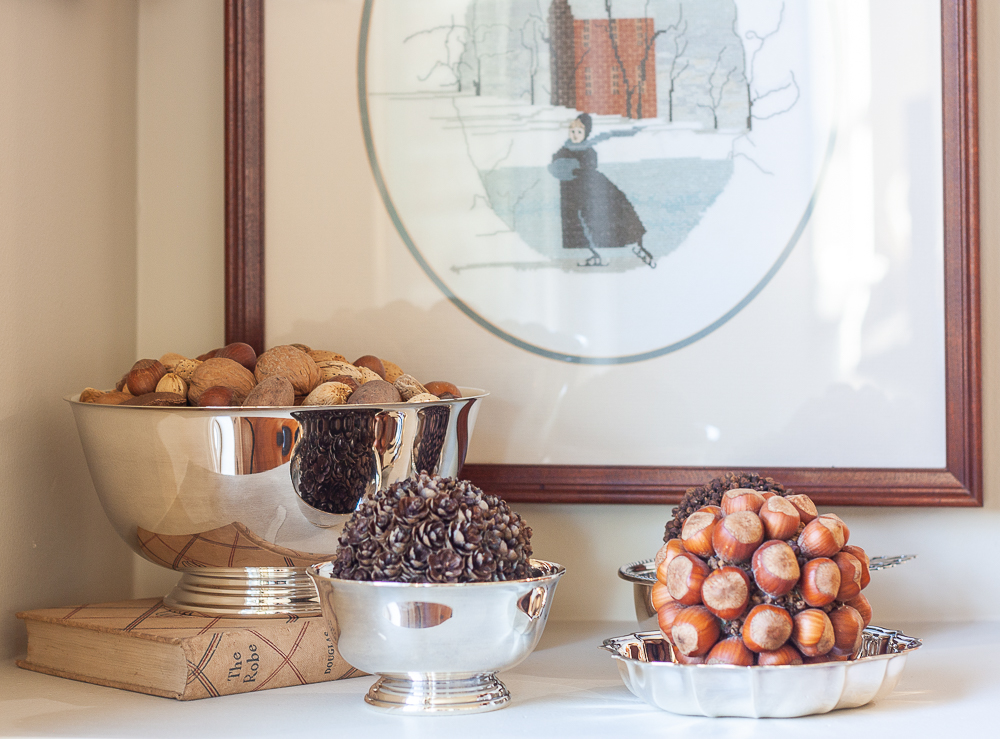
top-left (619, 555), bottom-right (916, 621)
top-left (601, 627), bottom-right (921, 718)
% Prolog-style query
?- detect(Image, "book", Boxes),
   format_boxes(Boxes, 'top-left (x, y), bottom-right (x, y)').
top-left (16, 598), bottom-right (363, 700)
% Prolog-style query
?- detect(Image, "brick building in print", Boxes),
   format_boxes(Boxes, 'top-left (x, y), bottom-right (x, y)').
top-left (548, 2), bottom-right (658, 120)
top-left (574, 18), bottom-right (657, 119)
top-left (548, 0), bottom-right (577, 109)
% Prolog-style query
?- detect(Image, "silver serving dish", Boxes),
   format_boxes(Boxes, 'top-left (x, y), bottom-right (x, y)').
top-left (308, 559), bottom-right (565, 714)
top-left (620, 554), bottom-right (916, 621)
top-left (67, 388), bottom-right (485, 617)
top-left (601, 627), bottom-right (921, 718)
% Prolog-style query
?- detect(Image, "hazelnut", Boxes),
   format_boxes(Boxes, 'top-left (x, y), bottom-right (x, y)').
top-left (424, 380), bottom-right (461, 399)
top-left (758, 496), bottom-right (800, 540)
top-left (706, 636), bottom-right (754, 666)
top-left (751, 540), bottom-right (800, 597)
top-left (654, 539), bottom-right (687, 581)
top-left (832, 551), bottom-right (864, 601)
top-left (755, 644), bottom-right (803, 666)
top-left (196, 348), bottom-right (220, 361)
top-left (197, 386), bottom-right (236, 407)
top-left (741, 604), bottom-right (793, 652)
top-left (846, 593), bottom-right (873, 627)
top-left (215, 342), bottom-right (257, 372)
top-left (842, 544), bottom-right (872, 590)
top-left (792, 609), bottom-right (835, 657)
top-left (818, 513), bottom-right (850, 544)
top-left (353, 355), bottom-right (386, 379)
top-left (656, 601), bottom-right (686, 644)
top-left (720, 488), bottom-right (765, 515)
top-left (828, 605), bottom-right (865, 655)
top-left (711, 510), bottom-right (763, 563)
top-left (672, 650), bottom-right (706, 665)
top-left (798, 557), bottom-right (841, 607)
top-left (651, 581), bottom-right (674, 611)
top-left (671, 605), bottom-right (720, 657)
top-left (664, 551), bottom-right (710, 606)
top-left (126, 359), bottom-right (166, 396)
top-left (679, 508), bottom-right (721, 558)
top-left (785, 494), bottom-right (818, 523)
top-left (701, 566), bottom-right (750, 620)
top-left (329, 375), bottom-right (360, 393)
top-left (797, 516), bottom-right (846, 558)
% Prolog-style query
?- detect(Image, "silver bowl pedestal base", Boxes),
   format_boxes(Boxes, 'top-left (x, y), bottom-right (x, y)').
top-left (366, 672), bottom-right (510, 714)
top-left (163, 567), bottom-right (321, 617)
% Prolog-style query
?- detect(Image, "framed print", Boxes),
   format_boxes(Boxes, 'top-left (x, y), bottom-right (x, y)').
top-left (225, 0), bottom-right (981, 506)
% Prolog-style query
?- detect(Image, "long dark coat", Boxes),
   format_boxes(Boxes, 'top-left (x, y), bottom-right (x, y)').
top-left (551, 145), bottom-right (646, 251)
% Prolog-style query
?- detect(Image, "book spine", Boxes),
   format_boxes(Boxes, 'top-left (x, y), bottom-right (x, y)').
top-left (179, 619), bottom-right (360, 700)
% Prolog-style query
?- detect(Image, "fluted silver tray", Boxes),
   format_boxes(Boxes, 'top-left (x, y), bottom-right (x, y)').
top-left (601, 627), bottom-right (921, 718)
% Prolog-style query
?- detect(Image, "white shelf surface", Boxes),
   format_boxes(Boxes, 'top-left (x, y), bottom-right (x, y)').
top-left (2, 619), bottom-right (997, 738)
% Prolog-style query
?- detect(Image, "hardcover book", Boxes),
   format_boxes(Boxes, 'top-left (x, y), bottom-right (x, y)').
top-left (16, 598), bottom-right (362, 700)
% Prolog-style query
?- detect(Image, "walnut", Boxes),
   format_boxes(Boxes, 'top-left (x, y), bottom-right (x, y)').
top-left (255, 345), bottom-right (321, 396)
top-left (187, 357), bottom-right (257, 405)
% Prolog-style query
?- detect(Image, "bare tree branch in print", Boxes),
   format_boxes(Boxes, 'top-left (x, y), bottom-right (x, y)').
top-left (659, 2), bottom-right (689, 122)
top-left (520, 5), bottom-right (548, 105)
top-left (697, 46), bottom-right (736, 130)
top-left (735, 2), bottom-right (799, 131)
top-left (404, 16), bottom-right (472, 92)
top-left (602, 0), bottom-right (664, 119)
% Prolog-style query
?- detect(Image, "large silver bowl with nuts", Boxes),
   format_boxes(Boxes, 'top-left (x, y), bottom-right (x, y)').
top-left (308, 559), bottom-right (565, 714)
top-left (602, 627), bottom-right (921, 718)
top-left (67, 388), bottom-right (486, 617)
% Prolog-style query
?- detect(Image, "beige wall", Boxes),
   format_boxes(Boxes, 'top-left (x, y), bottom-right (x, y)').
top-left (0, 0), bottom-right (997, 662)
top-left (0, 0), bottom-right (140, 660)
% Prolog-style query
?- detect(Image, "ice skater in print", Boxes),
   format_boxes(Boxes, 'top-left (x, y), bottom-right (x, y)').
top-left (548, 114), bottom-right (656, 268)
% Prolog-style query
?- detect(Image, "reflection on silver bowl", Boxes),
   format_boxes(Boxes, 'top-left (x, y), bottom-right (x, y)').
top-left (601, 627), bottom-right (921, 717)
top-left (308, 559), bottom-right (565, 714)
top-left (67, 389), bottom-right (485, 617)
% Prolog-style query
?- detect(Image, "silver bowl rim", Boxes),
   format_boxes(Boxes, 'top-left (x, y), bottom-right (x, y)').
top-left (309, 558), bottom-right (565, 589)
top-left (601, 626), bottom-right (922, 671)
top-left (64, 387), bottom-right (489, 410)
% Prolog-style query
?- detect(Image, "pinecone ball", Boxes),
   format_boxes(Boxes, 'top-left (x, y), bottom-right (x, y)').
top-left (327, 473), bottom-right (535, 584)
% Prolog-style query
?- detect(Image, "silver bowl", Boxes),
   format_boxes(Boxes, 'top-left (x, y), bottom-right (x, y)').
top-left (619, 555), bottom-right (917, 622)
top-left (67, 389), bottom-right (486, 617)
top-left (307, 559), bottom-right (565, 714)
top-left (601, 627), bottom-right (921, 718)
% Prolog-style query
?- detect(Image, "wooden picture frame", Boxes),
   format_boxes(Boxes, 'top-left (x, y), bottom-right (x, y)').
top-left (224, 0), bottom-right (981, 507)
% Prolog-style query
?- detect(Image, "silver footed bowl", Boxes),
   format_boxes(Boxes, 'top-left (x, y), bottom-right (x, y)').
top-left (66, 388), bottom-right (486, 617)
top-left (308, 559), bottom-right (565, 714)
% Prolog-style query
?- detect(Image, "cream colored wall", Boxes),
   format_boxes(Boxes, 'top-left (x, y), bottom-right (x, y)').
top-left (1, 0), bottom-right (995, 667)
top-left (258, 0), bottom-right (1000, 625)
top-left (0, 0), bottom-right (140, 660)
